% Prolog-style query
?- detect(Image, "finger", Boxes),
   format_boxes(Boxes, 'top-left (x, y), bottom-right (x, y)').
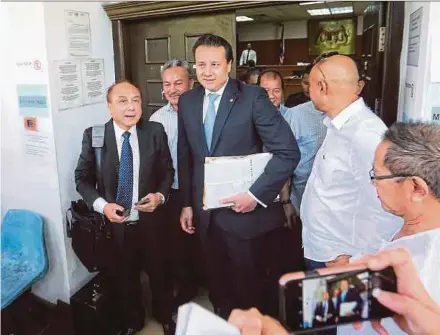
top-left (219, 196), bottom-right (235, 204)
top-left (352, 322), bottom-right (363, 330)
top-left (113, 205), bottom-right (124, 212)
top-left (371, 320), bottom-right (388, 335)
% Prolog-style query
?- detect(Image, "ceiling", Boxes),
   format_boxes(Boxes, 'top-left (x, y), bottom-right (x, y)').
top-left (236, 1), bottom-right (372, 24)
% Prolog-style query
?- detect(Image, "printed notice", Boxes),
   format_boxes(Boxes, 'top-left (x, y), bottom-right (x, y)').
top-left (81, 59), bottom-right (105, 105)
top-left (407, 7), bottom-right (423, 67)
top-left (23, 131), bottom-right (52, 160)
top-left (55, 60), bottom-right (83, 110)
top-left (65, 10), bottom-right (91, 57)
top-left (16, 84), bottom-right (49, 117)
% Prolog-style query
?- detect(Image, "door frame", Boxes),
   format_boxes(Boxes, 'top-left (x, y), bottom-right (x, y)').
top-left (104, 1), bottom-right (404, 124)
top-left (104, 1), bottom-right (289, 80)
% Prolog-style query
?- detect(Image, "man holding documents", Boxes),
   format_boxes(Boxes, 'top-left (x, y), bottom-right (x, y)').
top-left (178, 34), bottom-right (300, 319)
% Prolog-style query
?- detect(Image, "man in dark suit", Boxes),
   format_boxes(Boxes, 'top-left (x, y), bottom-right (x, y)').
top-left (75, 81), bottom-right (175, 335)
top-left (177, 34), bottom-right (301, 319)
top-left (313, 291), bottom-right (336, 327)
top-left (336, 280), bottom-right (363, 323)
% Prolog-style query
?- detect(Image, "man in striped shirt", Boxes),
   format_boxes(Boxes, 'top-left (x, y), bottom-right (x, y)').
top-left (150, 59), bottom-right (199, 307)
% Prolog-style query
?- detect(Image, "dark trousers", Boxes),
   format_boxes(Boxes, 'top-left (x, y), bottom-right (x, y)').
top-left (163, 189), bottom-right (200, 307)
top-left (203, 213), bottom-right (304, 320)
top-left (109, 219), bottom-right (174, 330)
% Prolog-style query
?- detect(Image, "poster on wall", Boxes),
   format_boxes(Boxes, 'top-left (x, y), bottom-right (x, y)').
top-left (54, 60), bottom-right (83, 110)
top-left (407, 7), bottom-right (423, 67)
top-left (81, 59), bottom-right (105, 105)
top-left (65, 10), bottom-right (91, 57)
top-left (308, 18), bottom-right (356, 55)
top-left (16, 84), bottom-right (49, 117)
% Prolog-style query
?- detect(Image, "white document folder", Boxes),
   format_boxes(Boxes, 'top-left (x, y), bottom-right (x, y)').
top-left (176, 302), bottom-right (240, 335)
top-left (203, 153), bottom-right (273, 210)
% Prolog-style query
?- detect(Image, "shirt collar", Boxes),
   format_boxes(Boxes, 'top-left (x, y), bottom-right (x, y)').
top-left (165, 102), bottom-right (177, 113)
top-left (113, 121), bottom-right (137, 139)
top-left (324, 98), bottom-right (365, 130)
top-left (205, 78), bottom-right (229, 98)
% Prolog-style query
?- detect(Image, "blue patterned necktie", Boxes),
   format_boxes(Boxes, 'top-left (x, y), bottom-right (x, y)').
top-left (204, 93), bottom-right (220, 150)
top-left (116, 131), bottom-right (133, 210)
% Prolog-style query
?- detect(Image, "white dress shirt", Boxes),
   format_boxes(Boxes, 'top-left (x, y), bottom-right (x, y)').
top-left (204, 79), bottom-right (266, 207)
top-left (93, 121), bottom-right (140, 221)
top-left (239, 49), bottom-right (257, 66)
top-left (300, 98), bottom-right (403, 262)
top-left (338, 228), bottom-right (440, 335)
top-left (150, 103), bottom-right (179, 189)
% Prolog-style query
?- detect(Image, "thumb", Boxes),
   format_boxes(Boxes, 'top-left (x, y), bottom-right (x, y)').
top-left (114, 204), bottom-right (124, 211)
top-left (374, 289), bottom-right (424, 319)
top-left (220, 196), bottom-right (234, 204)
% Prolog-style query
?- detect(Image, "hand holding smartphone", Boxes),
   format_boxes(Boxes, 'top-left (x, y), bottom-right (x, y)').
top-left (278, 264), bottom-right (397, 334)
top-left (135, 198), bottom-right (151, 206)
top-left (115, 208), bottom-right (130, 217)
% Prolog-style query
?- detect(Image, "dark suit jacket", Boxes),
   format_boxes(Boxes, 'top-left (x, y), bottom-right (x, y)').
top-left (75, 119), bottom-right (174, 222)
top-left (337, 288), bottom-right (362, 318)
top-left (313, 300), bottom-right (336, 326)
top-left (178, 79), bottom-right (300, 239)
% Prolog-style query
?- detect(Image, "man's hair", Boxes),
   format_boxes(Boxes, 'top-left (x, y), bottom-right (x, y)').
top-left (106, 79), bottom-right (140, 103)
top-left (161, 59), bottom-right (192, 79)
top-left (244, 68), bottom-right (261, 84)
top-left (257, 69), bottom-right (285, 90)
top-left (192, 34), bottom-right (234, 63)
top-left (303, 64), bottom-right (313, 75)
top-left (383, 122), bottom-right (440, 198)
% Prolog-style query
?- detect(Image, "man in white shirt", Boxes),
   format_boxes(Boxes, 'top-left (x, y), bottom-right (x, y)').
top-left (300, 55), bottom-right (402, 270)
top-left (150, 59), bottom-right (200, 307)
top-left (239, 42), bottom-right (257, 66)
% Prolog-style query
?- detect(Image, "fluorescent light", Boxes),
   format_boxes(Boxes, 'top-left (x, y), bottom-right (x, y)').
top-left (299, 1), bottom-right (324, 5)
top-left (307, 8), bottom-right (331, 16)
top-left (236, 16), bottom-right (254, 22)
top-left (330, 6), bottom-right (353, 14)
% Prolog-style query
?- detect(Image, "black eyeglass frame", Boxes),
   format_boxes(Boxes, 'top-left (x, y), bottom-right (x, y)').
top-left (369, 168), bottom-right (414, 181)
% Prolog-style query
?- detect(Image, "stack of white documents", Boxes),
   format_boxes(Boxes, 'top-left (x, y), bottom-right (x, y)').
top-left (176, 302), bottom-right (240, 335)
top-left (203, 153), bottom-right (273, 210)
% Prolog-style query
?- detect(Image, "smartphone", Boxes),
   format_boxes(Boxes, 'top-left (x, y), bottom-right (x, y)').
top-left (278, 264), bottom-right (397, 334)
top-left (115, 208), bottom-right (130, 217)
top-left (135, 198), bottom-right (150, 206)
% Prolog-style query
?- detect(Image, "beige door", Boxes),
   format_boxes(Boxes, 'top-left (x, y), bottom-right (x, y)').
top-left (127, 13), bottom-right (236, 118)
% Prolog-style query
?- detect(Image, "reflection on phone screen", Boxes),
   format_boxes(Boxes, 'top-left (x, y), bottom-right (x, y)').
top-left (281, 267), bottom-right (396, 333)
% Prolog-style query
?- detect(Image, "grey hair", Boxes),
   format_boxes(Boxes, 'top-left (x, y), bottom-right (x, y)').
top-left (383, 122), bottom-right (440, 198)
top-left (161, 59), bottom-right (192, 78)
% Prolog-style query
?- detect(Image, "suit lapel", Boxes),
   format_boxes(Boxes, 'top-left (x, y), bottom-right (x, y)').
top-left (136, 121), bottom-right (147, 196)
top-left (195, 87), bottom-right (209, 156)
top-left (104, 121), bottom-right (118, 202)
top-left (210, 79), bottom-right (238, 154)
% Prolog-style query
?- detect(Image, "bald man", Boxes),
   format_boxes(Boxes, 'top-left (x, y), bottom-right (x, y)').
top-left (300, 55), bottom-right (403, 270)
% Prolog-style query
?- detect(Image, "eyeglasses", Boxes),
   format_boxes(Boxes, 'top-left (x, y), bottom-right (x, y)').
top-left (369, 168), bottom-right (413, 182)
top-left (313, 51), bottom-right (340, 65)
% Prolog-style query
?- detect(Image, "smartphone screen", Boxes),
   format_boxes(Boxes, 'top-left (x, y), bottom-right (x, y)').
top-left (279, 267), bottom-right (396, 333)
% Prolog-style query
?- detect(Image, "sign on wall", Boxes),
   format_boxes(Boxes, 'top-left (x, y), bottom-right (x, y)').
top-left (308, 18), bottom-right (356, 55)
top-left (16, 84), bottom-right (49, 117)
top-left (407, 7), bottom-right (423, 67)
top-left (65, 10), bottom-right (92, 57)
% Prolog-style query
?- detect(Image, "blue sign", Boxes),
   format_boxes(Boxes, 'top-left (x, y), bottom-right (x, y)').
top-left (17, 84), bottom-right (49, 117)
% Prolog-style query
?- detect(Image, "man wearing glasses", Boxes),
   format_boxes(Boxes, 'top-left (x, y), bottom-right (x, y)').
top-left (300, 54), bottom-right (403, 271)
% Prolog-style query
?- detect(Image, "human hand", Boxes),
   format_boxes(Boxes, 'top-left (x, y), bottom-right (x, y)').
top-left (228, 308), bottom-right (289, 335)
top-left (220, 192), bottom-right (257, 213)
top-left (135, 193), bottom-right (163, 212)
top-left (354, 248), bottom-right (440, 335)
top-left (282, 202), bottom-right (296, 228)
top-left (103, 203), bottom-right (128, 223)
top-left (180, 207), bottom-right (195, 234)
top-left (326, 254), bottom-right (351, 268)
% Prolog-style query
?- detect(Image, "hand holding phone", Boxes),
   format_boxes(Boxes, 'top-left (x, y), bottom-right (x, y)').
top-left (278, 264), bottom-right (397, 334)
top-left (135, 198), bottom-right (150, 206)
top-left (115, 208), bottom-right (130, 217)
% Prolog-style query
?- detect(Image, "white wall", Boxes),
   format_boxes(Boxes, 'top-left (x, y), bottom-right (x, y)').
top-left (238, 16), bottom-right (363, 41)
top-left (397, 2), bottom-right (440, 122)
top-left (1, 1), bottom-right (114, 303)
top-left (44, 1), bottom-right (115, 298)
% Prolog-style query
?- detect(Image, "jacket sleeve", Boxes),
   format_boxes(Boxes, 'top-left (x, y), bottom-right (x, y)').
top-left (74, 128), bottom-right (102, 207)
top-left (155, 123), bottom-right (174, 199)
top-left (177, 98), bottom-right (193, 208)
top-left (249, 88), bottom-right (301, 205)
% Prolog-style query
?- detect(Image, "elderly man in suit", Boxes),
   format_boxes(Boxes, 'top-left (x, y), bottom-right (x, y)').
top-left (178, 34), bottom-right (300, 319)
top-left (75, 80), bottom-right (176, 335)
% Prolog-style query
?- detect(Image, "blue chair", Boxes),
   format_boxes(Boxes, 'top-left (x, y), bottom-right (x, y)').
top-left (1, 209), bottom-right (48, 309)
